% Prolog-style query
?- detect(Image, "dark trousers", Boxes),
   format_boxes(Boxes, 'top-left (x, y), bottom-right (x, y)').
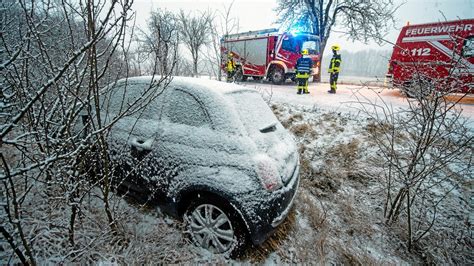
top-left (297, 77), bottom-right (308, 87)
top-left (227, 70), bottom-right (235, 82)
top-left (330, 72), bottom-right (339, 90)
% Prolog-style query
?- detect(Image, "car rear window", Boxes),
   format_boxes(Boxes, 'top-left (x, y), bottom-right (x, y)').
top-left (227, 91), bottom-right (278, 134)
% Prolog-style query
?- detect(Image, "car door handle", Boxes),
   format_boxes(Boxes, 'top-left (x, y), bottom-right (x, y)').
top-left (129, 137), bottom-right (154, 158)
top-left (129, 137), bottom-right (154, 150)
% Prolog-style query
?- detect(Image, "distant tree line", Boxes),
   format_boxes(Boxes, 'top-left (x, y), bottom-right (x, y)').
top-left (135, 2), bottom-right (238, 79)
top-left (322, 49), bottom-right (392, 78)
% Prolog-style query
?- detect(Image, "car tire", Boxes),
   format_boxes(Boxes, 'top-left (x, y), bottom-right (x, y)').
top-left (184, 195), bottom-right (248, 258)
top-left (270, 66), bottom-right (285, 85)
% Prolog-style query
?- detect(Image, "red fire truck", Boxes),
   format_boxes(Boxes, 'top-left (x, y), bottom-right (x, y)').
top-left (386, 19), bottom-right (474, 94)
top-left (221, 28), bottom-right (320, 84)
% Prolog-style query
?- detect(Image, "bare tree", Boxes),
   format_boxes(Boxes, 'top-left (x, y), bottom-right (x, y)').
top-left (127, 45), bottom-right (150, 76)
top-left (140, 8), bottom-right (179, 76)
top-left (275, 0), bottom-right (399, 81)
top-left (178, 9), bottom-right (213, 77)
top-left (204, 0), bottom-right (239, 81)
top-left (174, 56), bottom-right (194, 77)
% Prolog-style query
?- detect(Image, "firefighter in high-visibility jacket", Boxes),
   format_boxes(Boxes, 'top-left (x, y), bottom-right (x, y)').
top-left (328, 45), bottom-right (341, 94)
top-left (226, 52), bottom-right (236, 82)
top-left (296, 49), bottom-right (313, 94)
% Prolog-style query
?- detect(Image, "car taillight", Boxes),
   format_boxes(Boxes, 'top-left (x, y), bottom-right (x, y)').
top-left (254, 154), bottom-right (282, 191)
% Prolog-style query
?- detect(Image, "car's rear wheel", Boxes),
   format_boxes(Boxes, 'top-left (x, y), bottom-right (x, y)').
top-left (184, 197), bottom-right (247, 257)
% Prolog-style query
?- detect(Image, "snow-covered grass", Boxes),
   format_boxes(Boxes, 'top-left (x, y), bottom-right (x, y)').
top-left (0, 183), bottom-right (232, 264)
top-left (249, 103), bottom-right (403, 264)
top-left (255, 103), bottom-right (472, 264)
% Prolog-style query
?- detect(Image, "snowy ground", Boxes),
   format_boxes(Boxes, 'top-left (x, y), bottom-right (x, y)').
top-left (238, 79), bottom-right (474, 119)
top-left (2, 79), bottom-right (472, 264)
top-left (257, 103), bottom-right (471, 264)
top-left (244, 80), bottom-right (472, 264)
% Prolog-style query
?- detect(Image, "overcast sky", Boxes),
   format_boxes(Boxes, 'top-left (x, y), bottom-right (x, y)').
top-left (133, 0), bottom-right (474, 54)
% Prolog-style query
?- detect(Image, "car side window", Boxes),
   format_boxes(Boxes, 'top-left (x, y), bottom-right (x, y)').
top-left (462, 36), bottom-right (474, 57)
top-left (164, 89), bottom-right (211, 128)
top-left (105, 84), bottom-right (138, 115)
top-left (104, 82), bottom-right (164, 120)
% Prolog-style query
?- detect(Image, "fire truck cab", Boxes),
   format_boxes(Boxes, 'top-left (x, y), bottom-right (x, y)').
top-left (221, 29), bottom-right (320, 84)
top-left (386, 19), bottom-right (474, 94)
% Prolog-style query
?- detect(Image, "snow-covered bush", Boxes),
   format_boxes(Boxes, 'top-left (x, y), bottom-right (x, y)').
top-left (1, 1), bottom-right (174, 264)
top-left (356, 76), bottom-right (472, 256)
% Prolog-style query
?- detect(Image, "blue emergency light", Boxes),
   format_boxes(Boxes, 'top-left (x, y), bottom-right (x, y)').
top-left (289, 22), bottom-right (307, 36)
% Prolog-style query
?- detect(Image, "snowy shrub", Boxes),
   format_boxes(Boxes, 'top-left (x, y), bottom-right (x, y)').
top-left (355, 77), bottom-right (472, 260)
top-left (1, 1), bottom-right (174, 264)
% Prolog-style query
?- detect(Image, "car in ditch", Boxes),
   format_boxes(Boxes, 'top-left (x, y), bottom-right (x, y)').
top-left (79, 76), bottom-right (300, 256)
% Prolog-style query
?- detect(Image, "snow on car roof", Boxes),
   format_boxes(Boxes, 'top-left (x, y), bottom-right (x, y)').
top-left (110, 76), bottom-right (259, 135)
top-left (115, 76), bottom-right (256, 96)
top-left (174, 76), bottom-right (255, 95)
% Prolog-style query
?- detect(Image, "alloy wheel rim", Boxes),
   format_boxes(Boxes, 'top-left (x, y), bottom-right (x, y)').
top-left (187, 204), bottom-right (236, 253)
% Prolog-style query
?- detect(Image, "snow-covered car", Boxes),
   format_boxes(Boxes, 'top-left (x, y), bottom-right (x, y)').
top-left (81, 76), bottom-right (300, 256)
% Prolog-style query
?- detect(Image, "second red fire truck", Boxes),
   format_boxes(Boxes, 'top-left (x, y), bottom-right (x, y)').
top-left (386, 19), bottom-right (474, 94)
top-left (221, 28), bottom-right (321, 84)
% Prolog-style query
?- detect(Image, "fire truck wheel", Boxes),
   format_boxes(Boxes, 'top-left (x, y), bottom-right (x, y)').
top-left (401, 84), bottom-right (416, 98)
top-left (270, 67), bottom-right (284, 85)
top-left (402, 79), bottom-right (433, 99)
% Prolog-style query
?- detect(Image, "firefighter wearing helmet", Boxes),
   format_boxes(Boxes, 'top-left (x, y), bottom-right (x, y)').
top-left (295, 49), bottom-right (313, 94)
top-left (226, 52), bottom-right (236, 82)
top-left (328, 44), bottom-right (341, 94)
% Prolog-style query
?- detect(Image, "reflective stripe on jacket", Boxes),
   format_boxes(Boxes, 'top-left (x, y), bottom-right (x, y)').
top-left (296, 57), bottom-right (313, 74)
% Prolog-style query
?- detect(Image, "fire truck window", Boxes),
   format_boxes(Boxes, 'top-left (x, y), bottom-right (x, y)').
top-left (462, 37), bottom-right (474, 57)
top-left (282, 38), bottom-right (297, 53)
top-left (281, 38), bottom-right (293, 51)
top-left (302, 40), bottom-right (318, 54)
top-left (282, 35), bottom-right (320, 54)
